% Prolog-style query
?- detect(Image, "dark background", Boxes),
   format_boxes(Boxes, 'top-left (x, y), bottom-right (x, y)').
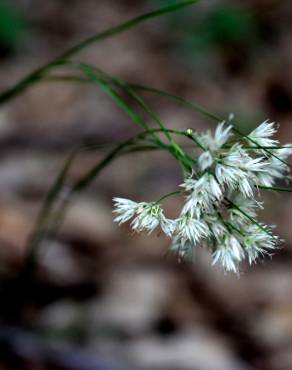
top-left (0, 1), bottom-right (292, 369)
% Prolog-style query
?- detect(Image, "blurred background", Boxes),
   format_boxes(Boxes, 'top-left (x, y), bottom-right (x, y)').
top-left (0, 0), bottom-right (292, 369)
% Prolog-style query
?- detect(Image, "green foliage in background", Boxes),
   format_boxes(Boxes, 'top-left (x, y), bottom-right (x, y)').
top-left (0, 0), bottom-right (26, 50)
top-left (197, 5), bottom-right (258, 47)
top-left (157, 0), bottom-right (259, 52)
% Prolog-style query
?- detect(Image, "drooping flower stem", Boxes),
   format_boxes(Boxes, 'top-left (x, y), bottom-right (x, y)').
top-left (0, 1), bottom-right (199, 105)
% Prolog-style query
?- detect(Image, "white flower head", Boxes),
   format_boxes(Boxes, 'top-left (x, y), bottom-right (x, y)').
top-left (247, 120), bottom-right (279, 150)
top-left (229, 195), bottom-right (260, 227)
top-left (199, 121), bottom-right (233, 151)
top-left (256, 144), bottom-right (292, 186)
top-left (174, 214), bottom-right (209, 245)
top-left (257, 158), bottom-right (288, 187)
top-left (112, 119), bottom-right (290, 273)
top-left (215, 144), bottom-right (268, 197)
top-left (205, 214), bottom-right (228, 241)
top-left (181, 173), bottom-right (222, 217)
top-left (242, 224), bottom-right (278, 265)
top-left (212, 234), bottom-right (244, 273)
top-left (113, 197), bottom-right (139, 224)
top-left (161, 218), bottom-right (175, 237)
top-left (131, 202), bottom-right (164, 234)
top-left (113, 198), bottom-right (172, 236)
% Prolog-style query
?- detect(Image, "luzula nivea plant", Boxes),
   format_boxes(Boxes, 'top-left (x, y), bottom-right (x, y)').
top-left (113, 121), bottom-right (292, 273)
top-left (0, 0), bottom-right (291, 275)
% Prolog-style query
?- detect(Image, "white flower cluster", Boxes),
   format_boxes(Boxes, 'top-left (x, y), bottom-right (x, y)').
top-left (113, 121), bottom-right (292, 273)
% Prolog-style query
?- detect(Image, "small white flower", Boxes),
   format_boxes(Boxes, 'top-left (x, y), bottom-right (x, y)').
top-left (216, 144), bottom-right (268, 197)
top-left (214, 121), bottom-right (233, 148)
top-left (181, 173), bottom-right (222, 217)
top-left (174, 215), bottom-right (209, 245)
top-left (216, 145), bottom-right (248, 188)
top-left (247, 120), bottom-right (278, 149)
top-left (243, 156), bottom-right (269, 173)
top-left (113, 197), bottom-right (139, 224)
top-left (205, 214), bottom-right (228, 241)
top-left (181, 174), bottom-right (213, 217)
top-left (229, 195), bottom-right (260, 227)
top-left (257, 159), bottom-right (287, 186)
top-left (212, 234), bottom-right (244, 273)
top-left (242, 224), bottom-right (278, 265)
top-left (200, 122), bottom-right (232, 151)
top-left (257, 148), bottom-right (291, 186)
top-left (113, 198), bottom-right (172, 236)
top-left (161, 218), bottom-right (175, 237)
top-left (131, 202), bottom-right (164, 234)
top-left (215, 163), bottom-right (242, 188)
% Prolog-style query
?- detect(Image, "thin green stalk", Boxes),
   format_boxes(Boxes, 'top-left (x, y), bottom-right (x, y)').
top-left (129, 83), bottom-right (222, 121)
top-left (0, 0), bottom-right (199, 105)
top-left (75, 62), bottom-right (174, 142)
top-left (65, 63), bottom-right (201, 171)
top-left (24, 148), bottom-right (79, 269)
top-left (126, 83), bottom-right (292, 170)
top-left (80, 64), bottom-right (158, 139)
top-left (60, 0), bottom-right (199, 58)
top-left (231, 126), bottom-right (292, 170)
top-left (78, 64), bottom-right (196, 171)
top-left (8, 63), bottom-right (201, 171)
top-left (223, 145), bottom-right (292, 150)
top-left (24, 127), bottom-right (198, 261)
top-left (42, 72), bottom-right (292, 167)
top-left (225, 198), bottom-right (274, 237)
top-left (156, 191), bottom-right (182, 203)
top-left (258, 185), bottom-right (292, 193)
top-left (58, 64), bottom-right (208, 154)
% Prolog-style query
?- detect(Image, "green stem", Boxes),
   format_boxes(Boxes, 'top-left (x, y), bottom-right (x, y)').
top-left (156, 191), bottom-right (182, 203)
top-left (225, 198), bottom-right (274, 237)
top-left (0, 0), bottom-right (199, 105)
top-left (24, 127), bottom-right (198, 263)
top-left (75, 63), bottom-right (197, 171)
top-left (128, 84), bottom-right (292, 170)
top-left (259, 185), bottom-right (292, 193)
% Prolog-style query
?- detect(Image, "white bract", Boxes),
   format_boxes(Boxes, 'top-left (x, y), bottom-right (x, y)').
top-left (113, 120), bottom-right (290, 274)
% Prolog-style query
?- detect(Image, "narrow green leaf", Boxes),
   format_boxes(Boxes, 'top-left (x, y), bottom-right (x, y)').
top-left (0, 0), bottom-right (199, 105)
top-left (61, 0), bottom-right (200, 59)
